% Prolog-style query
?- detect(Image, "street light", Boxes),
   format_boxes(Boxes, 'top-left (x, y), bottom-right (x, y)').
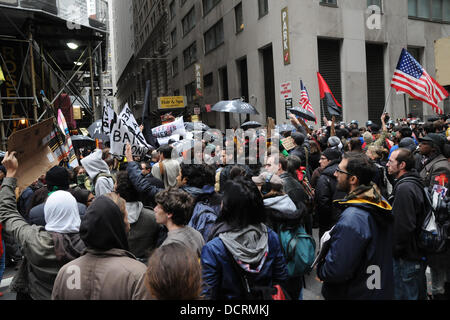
top-left (67, 42), bottom-right (79, 50)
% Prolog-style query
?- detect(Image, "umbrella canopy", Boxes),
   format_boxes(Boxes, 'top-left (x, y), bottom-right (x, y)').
top-left (184, 122), bottom-right (210, 132)
top-left (276, 123), bottom-right (296, 133)
top-left (288, 107), bottom-right (316, 122)
top-left (87, 120), bottom-right (110, 142)
top-left (71, 135), bottom-right (96, 148)
top-left (241, 121), bottom-right (262, 129)
top-left (212, 100), bottom-right (259, 115)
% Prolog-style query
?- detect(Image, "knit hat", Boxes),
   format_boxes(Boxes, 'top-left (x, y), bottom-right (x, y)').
top-left (328, 136), bottom-right (343, 151)
top-left (323, 148), bottom-right (342, 161)
top-left (399, 137), bottom-right (417, 152)
top-left (45, 166), bottom-right (70, 191)
top-left (291, 132), bottom-right (305, 146)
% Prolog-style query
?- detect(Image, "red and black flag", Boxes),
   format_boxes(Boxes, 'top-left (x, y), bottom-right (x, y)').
top-left (317, 72), bottom-right (342, 116)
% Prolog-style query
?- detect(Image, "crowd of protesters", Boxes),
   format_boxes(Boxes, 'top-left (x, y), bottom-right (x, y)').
top-left (0, 111), bottom-right (450, 300)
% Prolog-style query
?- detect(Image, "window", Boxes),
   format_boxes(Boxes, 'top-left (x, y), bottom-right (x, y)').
top-left (185, 81), bottom-right (196, 103)
top-left (258, 0), bottom-right (268, 18)
top-left (408, 0), bottom-right (450, 22)
top-left (174, 89), bottom-right (180, 96)
top-left (169, 1), bottom-right (176, 20)
top-left (182, 7), bottom-right (196, 36)
top-left (367, 0), bottom-right (382, 11)
top-left (171, 28), bottom-right (177, 48)
top-left (172, 58), bottom-right (179, 77)
top-left (204, 19), bottom-right (224, 53)
top-left (235, 2), bottom-right (244, 33)
top-left (320, 0), bottom-right (338, 5)
top-left (203, 0), bottom-right (221, 16)
top-left (204, 72), bottom-right (213, 87)
top-left (183, 42), bottom-right (197, 68)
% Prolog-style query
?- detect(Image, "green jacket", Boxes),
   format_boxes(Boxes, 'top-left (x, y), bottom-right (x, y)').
top-left (0, 178), bottom-right (69, 299)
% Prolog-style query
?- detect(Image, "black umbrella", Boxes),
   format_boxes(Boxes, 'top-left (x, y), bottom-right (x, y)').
top-left (288, 107), bottom-right (316, 122)
top-left (241, 121), bottom-right (262, 130)
top-left (276, 123), bottom-right (296, 133)
top-left (87, 120), bottom-right (110, 142)
top-left (184, 122), bottom-right (210, 132)
top-left (212, 99), bottom-right (259, 115)
top-left (71, 135), bottom-right (96, 148)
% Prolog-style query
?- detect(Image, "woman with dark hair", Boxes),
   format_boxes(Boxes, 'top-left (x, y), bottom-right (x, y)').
top-left (145, 243), bottom-right (202, 300)
top-left (201, 176), bottom-right (288, 300)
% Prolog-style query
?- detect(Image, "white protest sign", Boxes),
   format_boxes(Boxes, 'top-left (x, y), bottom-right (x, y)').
top-left (102, 100), bottom-right (116, 135)
top-left (280, 81), bottom-right (292, 100)
top-left (151, 117), bottom-right (186, 145)
top-left (118, 103), bottom-right (151, 148)
top-left (110, 117), bottom-right (150, 157)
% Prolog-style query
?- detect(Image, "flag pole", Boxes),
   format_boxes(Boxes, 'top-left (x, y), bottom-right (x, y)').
top-left (382, 86), bottom-right (394, 115)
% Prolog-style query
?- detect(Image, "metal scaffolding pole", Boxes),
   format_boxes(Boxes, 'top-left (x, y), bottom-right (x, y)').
top-left (28, 30), bottom-right (38, 123)
top-left (88, 42), bottom-right (97, 120)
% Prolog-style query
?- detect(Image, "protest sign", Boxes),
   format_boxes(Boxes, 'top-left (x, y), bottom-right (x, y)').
top-left (7, 118), bottom-right (60, 193)
top-left (151, 117), bottom-right (186, 145)
top-left (110, 116), bottom-right (149, 157)
top-left (119, 103), bottom-right (151, 148)
top-left (281, 136), bottom-right (296, 151)
top-left (102, 100), bottom-right (116, 135)
top-left (58, 109), bottom-right (79, 168)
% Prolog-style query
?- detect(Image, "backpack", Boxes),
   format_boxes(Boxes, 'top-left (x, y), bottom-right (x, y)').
top-left (277, 224), bottom-right (316, 277)
top-left (188, 200), bottom-right (220, 241)
top-left (395, 177), bottom-right (450, 254)
top-left (223, 248), bottom-right (291, 300)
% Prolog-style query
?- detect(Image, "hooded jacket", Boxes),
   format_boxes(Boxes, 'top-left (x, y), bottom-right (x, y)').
top-left (80, 150), bottom-right (115, 196)
top-left (317, 184), bottom-right (394, 300)
top-left (263, 194), bottom-right (304, 231)
top-left (314, 160), bottom-right (346, 235)
top-left (0, 178), bottom-right (85, 300)
top-left (126, 202), bottom-right (160, 260)
top-left (201, 223), bottom-right (288, 300)
top-left (52, 196), bottom-right (151, 300)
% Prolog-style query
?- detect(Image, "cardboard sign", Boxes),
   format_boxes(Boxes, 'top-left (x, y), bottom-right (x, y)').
top-left (151, 117), bottom-right (186, 145)
top-left (7, 118), bottom-right (60, 193)
top-left (281, 136), bottom-right (296, 151)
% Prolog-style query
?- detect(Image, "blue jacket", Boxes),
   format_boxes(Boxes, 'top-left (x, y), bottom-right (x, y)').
top-left (317, 194), bottom-right (394, 300)
top-left (201, 227), bottom-right (288, 300)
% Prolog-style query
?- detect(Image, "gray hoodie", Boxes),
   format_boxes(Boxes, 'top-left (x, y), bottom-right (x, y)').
top-left (263, 195), bottom-right (297, 214)
top-left (125, 202), bottom-right (143, 224)
top-left (219, 223), bottom-right (269, 269)
top-left (80, 150), bottom-right (114, 196)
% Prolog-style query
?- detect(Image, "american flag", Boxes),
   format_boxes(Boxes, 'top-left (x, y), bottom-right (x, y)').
top-left (300, 80), bottom-right (317, 123)
top-left (391, 49), bottom-right (448, 115)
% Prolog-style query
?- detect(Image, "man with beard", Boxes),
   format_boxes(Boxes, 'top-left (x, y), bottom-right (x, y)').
top-left (386, 148), bottom-right (427, 300)
top-left (317, 152), bottom-right (394, 300)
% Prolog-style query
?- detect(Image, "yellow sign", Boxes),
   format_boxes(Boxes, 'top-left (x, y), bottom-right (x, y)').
top-left (73, 105), bottom-right (82, 120)
top-left (158, 96), bottom-right (187, 109)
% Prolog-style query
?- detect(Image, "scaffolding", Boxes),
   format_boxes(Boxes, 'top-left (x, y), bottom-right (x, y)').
top-left (0, 4), bottom-right (108, 150)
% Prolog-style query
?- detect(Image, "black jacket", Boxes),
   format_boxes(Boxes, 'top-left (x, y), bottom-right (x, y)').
top-left (388, 172), bottom-right (427, 262)
top-left (314, 161), bottom-right (346, 234)
top-left (279, 172), bottom-right (306, 209)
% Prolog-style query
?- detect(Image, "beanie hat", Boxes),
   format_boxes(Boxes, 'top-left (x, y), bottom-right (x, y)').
top-left (323, 148), bottom-right (342, 162)
top-left (45, 166), bottom-right (70, 191)
top-left (399, 137), bottom-right (417, 152)
top-left (291, 132), bottom-right (305, 146)
top-left (328, 136), bottom-right (343, 151)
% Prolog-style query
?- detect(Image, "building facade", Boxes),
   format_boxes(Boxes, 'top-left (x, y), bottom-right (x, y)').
top-left (112, 0), bottom-right (450, 130)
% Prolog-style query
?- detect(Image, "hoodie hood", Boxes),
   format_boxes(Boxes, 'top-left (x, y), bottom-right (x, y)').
top-left (182, 185), bottom-right (215, 199)
top-left (125, 201), bottom-right (143, 224)
top-left (219, 223), bottom-right (269, 273)
top-left (335, 183), bottom-right (393, 226)
top-left (80, 195), bottom-right (129, 251)
top-left (263, 195), bottom-right (297, 215)
top-left (80, 150), bottom-right (110, 180)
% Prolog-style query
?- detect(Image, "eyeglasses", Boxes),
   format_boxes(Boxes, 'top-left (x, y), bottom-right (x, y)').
top-left (335, 167), bottom-right (353, 176)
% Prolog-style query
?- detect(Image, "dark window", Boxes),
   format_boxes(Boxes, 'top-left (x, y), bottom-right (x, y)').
top-left (258, 0), bottom-right (268, 18)
top-left (204, 20), bottom-right (224, 53)
top-left (320, 0), bottom-right (338, 5)
top-left (366, 43), bottom-right (385, 125)
top-left (182, 7), bottom-right (196, 36)
top-left (185, 81), bottom-right (196, 103)
top-left (409, 0), bottom-right (450, 22)
top-left (235, 2), bottom-right (244, 33)
top-left (204, 72), bottom-right (213, 87)
top-left (183, 42), bottom-right (197, 68)
top-left (367, 0), bottom-right (382, 11)
top-left (203, 0), bottom-right (221, 16)
top-left (169, 1), bottom-right (176, 20)
top-left (171, 28), bottom-right (177, 48)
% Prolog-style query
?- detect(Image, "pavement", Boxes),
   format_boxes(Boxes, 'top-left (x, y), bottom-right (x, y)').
top-left (0, 262), bottom-right (18, 300)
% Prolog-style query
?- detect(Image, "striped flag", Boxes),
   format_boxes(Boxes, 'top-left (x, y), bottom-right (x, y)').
top-left (299, 80), bottom-right (317, 123)
top-left (391, 48), bottom-right (448, 115)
